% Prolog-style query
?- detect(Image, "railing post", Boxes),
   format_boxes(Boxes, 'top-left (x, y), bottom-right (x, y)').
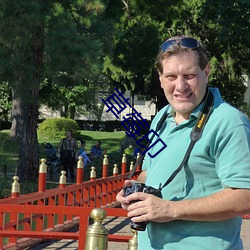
top-left (102, 154), bottom-right (108, 178)
top-left (11, 176), bottom-right (20, 198)
top-left (77, 156), bottom-right (84, 184)
top-left (128, 229), bottom-right (138, 250)
top-left (113, 164), bottom-right (118, 177)
top-left (38, 158), bottom-right (47, 192)
top-left (59, 171), bottom-right (67, 188)
top-left (122, 154), bottom-right (127, 174)
top-left (130, 161), bottom-right (134, 172)
top-left (90, 166), bottom-right (96, 181)
top-left (84, 208), bottom-right (108, 250)
top-left (136, 153), bottom-right (141, 171)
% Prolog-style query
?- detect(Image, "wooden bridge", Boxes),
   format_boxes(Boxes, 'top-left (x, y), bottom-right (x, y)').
top-left (0, 154), bottom-right (249, 249)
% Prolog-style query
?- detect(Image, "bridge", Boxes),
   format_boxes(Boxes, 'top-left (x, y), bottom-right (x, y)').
top-left (0, 154), bottom-right (249, 249)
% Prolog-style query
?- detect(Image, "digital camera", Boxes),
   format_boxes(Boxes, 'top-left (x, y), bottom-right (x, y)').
top-left (123, 182), bottom-right (162, 231)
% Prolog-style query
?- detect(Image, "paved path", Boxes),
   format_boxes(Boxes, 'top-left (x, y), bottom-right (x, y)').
top-left (26, 218), bottom-right (250, 249)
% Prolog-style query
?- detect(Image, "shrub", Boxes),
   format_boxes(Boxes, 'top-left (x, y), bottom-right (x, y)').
top-left (38, 118), bottom-right (81, 140)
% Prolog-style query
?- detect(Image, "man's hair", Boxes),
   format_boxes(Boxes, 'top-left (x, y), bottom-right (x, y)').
top-left (156, 36), bottom-right (209, 74)
top-left (97, 140), bottom-right (102, 145)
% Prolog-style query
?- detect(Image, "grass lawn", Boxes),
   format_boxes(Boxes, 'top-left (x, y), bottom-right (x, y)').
top-left (0, 130), bottom-right (126, 174)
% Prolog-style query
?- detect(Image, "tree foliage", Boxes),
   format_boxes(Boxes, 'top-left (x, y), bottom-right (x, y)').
top-left (104, 0), bottom-right (249, 110)
top-left (0, 0), bottom-right (249, 181)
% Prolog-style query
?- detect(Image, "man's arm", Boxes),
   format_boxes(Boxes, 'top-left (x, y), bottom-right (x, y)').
top-left (126, 187), bottom-right (250, 223)
top-left (137, 170), bottom-right (146, 183)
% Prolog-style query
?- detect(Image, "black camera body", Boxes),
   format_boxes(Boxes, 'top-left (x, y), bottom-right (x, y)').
top-left (124, 182), bottom-right (162, 231)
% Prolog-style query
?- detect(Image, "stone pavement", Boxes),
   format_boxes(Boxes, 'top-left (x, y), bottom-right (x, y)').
top-left (27, 218), bottom-right (250, 249)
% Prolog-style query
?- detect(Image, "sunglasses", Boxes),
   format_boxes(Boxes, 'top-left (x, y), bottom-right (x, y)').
top-left (160, 37), bottom-right (200, 52)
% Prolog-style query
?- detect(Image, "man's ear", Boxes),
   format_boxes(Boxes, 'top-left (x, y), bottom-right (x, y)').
top-left (204, 63), bottom-right (210, 83)
top-left (158, 71), bottom-right (164, 89)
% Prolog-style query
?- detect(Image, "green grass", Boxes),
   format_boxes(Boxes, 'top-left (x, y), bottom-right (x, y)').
top-left (1, 129), bottom-right (126, 174)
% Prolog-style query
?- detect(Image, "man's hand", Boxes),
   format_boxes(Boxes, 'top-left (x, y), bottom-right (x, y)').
top-left (125, 192), bottom-right (175, 224)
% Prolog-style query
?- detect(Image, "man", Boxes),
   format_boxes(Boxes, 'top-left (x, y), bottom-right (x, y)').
top-left (58, 130), bottom-right (78, 182)
top-left (116, 36), bottom-right (250, 249)
top-left (90, 140), bottom-right (102, 160)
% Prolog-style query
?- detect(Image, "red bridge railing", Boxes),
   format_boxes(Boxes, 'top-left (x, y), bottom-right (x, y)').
top-left (0, 154), bottom-right (141, 249)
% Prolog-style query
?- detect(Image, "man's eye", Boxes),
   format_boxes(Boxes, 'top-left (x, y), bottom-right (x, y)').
top-left (165, 75), bottom-right (177, 81)
top-left (185, 74), bottom-right (196, 80)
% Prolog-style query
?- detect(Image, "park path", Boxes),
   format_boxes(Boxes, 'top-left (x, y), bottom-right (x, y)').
top-left (27, 217), bottom-right (250, 249)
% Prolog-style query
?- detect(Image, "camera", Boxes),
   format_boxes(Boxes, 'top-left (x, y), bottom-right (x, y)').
top-left (123, 182), bottom-right (162, 231)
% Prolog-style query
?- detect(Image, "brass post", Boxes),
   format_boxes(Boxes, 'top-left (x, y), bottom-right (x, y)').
top-left (59, 171), bottom-right (67, 188)
top-left (102, 154), bottom-right (108, 178)
top-left (113, 164), bottom-right (118, 176)
top-left (77, 156), bottom-right (84, 184)
top-left (128, 228), bottom-right (138, 250)
top-left (11, 176), bottom-right (20, 198)
top-left (122, 154), bottom-right (127, 174)
top-left (84, 208), bottom-right (108, 250)
top-left (90, 166), bottom-right (96, 181)
top-left (38, 158), bottom-right (47, 192)
top-left (130, 161), bottom-right (134, 171)
top-left (136, 153), bottom-right (141, 171)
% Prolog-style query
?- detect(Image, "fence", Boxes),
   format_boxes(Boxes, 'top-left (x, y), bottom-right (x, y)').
top-left (0, 154), bottom-right (141, 249)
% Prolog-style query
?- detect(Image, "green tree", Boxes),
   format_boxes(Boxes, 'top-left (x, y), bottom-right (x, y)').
top-left (172, 0), bottom-right (250, 108)
top-left (0, 0), bottom-right (46, 181)
top-left (104, 0), bottom-right (250, 110)
top-left (0, 0), bottom-right (115, 181)
top-left (40, 0), bottom-right (112, 119)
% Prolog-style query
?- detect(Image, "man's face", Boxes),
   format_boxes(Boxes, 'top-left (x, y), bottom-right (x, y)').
top-left (96, 142), bottom-right (101, 148)
top-left (159, 50), bottom-right (210, 121)
top-left (66, 131), bottom-right (72, 138)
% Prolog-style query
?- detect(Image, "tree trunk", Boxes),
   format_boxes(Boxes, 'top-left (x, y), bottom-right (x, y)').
top-left (15, 89), bottom-right (40, 182)
top-left (10, 91), bottom-right (23, 139)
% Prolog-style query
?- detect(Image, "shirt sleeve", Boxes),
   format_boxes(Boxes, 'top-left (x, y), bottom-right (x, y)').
top-left (216, 124), bottom-right (250, 189)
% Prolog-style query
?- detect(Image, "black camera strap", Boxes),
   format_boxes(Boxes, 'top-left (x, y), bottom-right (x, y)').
top-left (127, 89), bottom-right (214, 191)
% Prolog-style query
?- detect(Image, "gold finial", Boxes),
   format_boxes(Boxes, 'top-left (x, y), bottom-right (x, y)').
top-left (11, 176), bottom-right (20, 193)
top-left (39, 158), bottom-right (47, 173)
top-left (122, 153), bottom-right (127, 163)
top-left (59, 171), bottom-right (67, 184)
top-left (130, 161), bottom-right (134, 171)
top-left (103, 154), bottom-right (108, 165)
top-left (84, 208), bottom-right (108, 250)
top-left (137, 152), bottom-right (141, 160)
top-left (113, 164), bottom-right (118, 174)
top-left (128, 228), bottom-right (138, 250)
top-left (77, 156), bottom-right (84, 169)
top-left (90, 166), bottom-right (96, 178)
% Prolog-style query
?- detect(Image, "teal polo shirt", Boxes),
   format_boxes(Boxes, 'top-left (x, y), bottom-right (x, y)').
top-left (140, 88), bottom-right (250, 250)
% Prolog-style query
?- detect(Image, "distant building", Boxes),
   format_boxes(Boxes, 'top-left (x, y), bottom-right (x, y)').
top-left (101, 90), bottom-right (156, 121)
top-left (39, 89), bottom-right (156, 122)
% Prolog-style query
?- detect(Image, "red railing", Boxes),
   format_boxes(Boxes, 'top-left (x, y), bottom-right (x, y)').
top-left (0, 205), bottom-right (129, 249)
top-left (0, 154), bottom-right (141, 249)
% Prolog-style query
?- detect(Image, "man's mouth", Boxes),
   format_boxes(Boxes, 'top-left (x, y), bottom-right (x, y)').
top-left (174, 93), bottom-right (193, 100)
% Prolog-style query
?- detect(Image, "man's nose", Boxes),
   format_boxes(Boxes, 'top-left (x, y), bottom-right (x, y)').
top-left (175, 76), bottom-right (188, 91)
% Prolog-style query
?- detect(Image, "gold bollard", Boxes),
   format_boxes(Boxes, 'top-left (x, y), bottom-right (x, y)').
top-left (128, 228), bottom-right (138, 250)
top-left (84, 208), bottom-right (108, 250)
top-left (11, 176), bottom-right (20, 198)
top-left (59, 171), bottom-right (67, 188)
top-left (113, 164), bottom-right (118, 176)
top-left (130, 161), bottom-right (134, 171)
top-left (90, 166), bottom-right (96, 181)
